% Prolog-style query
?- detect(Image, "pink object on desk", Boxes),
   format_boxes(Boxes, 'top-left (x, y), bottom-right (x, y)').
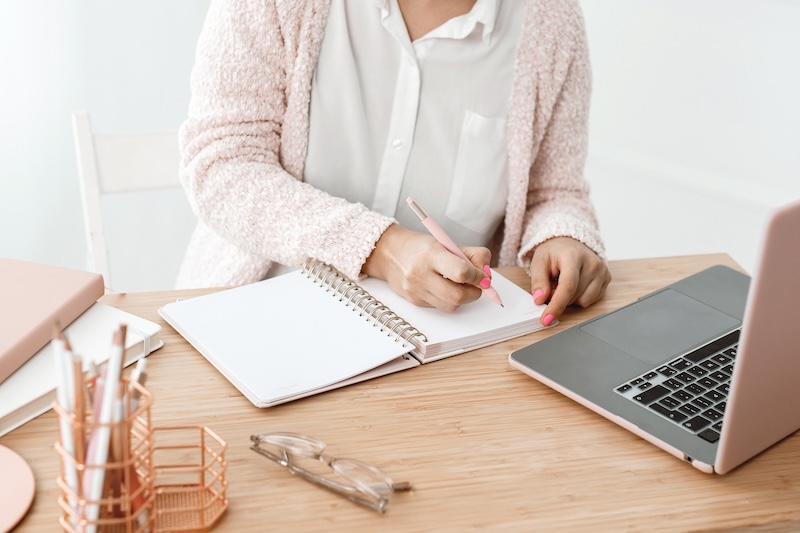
top-left (0, 444), bottom-right (35, 531)
top-left (0, 258), bottom-right (104, 384)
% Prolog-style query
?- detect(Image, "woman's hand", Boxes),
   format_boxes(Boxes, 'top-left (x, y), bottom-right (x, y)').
top-left (362, 225), bottom-right (492, 312)
top-left (529, 237), bottom-right (611, 326)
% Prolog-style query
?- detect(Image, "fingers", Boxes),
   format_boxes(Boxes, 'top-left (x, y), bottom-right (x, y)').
top-left (530, 248), bottom-right (556, 306)
top-left (423, 247), bottom-right (489, 311)
top-left (413, 272), bottom-right (484, 312)
top-left (365, 226), bottom-right (492, 312)
top-left (461, 246), bottom-right (492, 286)
top-left (540, 264), bottom-right (576, 324)
top-left (529, 237), bottom-right (612, 325)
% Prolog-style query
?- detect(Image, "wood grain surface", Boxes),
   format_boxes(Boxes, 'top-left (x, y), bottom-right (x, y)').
top-left (4, 254), bottom-right (800, 532)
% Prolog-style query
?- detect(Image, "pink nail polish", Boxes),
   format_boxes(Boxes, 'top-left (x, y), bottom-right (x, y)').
top-left (483, 265), bottom-right (492, 278)
top-left (543, 314), bottom-right (555, 326)
top-left (533, 289), bottom-right (544, 302)
top-left (480, 277), bottom-right (491, 289)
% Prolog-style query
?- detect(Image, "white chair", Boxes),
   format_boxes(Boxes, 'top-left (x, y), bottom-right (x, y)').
top-left (71, 110), bottom-right (195, 291)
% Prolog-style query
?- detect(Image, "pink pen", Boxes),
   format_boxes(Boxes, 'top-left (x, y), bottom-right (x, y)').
top-left (406, 197), bottom-right (504, 307)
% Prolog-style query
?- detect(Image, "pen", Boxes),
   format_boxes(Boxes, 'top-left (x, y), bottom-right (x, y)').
top-left (406, 197), bottom-right (504, 307)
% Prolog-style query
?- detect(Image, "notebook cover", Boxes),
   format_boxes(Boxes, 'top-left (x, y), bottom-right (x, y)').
top-left (0, 258), bottom-right (104, 384)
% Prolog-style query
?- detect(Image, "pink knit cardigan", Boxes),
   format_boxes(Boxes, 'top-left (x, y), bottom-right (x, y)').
top-left (175, 0), bottom-right (605, 288)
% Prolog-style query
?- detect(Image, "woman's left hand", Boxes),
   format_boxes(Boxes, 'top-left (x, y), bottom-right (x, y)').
top-left (529, 237), bottom-right (611, 326)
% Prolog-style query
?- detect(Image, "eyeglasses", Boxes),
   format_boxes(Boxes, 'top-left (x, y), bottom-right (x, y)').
top-left (249, 432), bottom-right (412, 513)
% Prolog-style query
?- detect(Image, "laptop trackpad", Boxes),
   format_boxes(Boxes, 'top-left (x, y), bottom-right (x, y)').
top-left (581, 289), bottom-right (740, 365)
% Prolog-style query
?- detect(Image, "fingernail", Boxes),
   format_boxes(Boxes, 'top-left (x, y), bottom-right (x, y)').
top-left (543, 314), bottom-right (555, 326)
top-left (483, 265), bottom-right (492, 278)
top-left (480, 277), bottom-right (491, 289)
top-left (533, 289), bottom-right (544, 302)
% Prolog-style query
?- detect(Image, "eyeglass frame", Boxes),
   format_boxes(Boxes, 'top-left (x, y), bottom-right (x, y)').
top-left (249, 432), bottom-right (412, 513)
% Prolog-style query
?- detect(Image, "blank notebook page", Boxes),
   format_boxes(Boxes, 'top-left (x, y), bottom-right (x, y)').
top-left (160, 271), bottom-right (412, 406)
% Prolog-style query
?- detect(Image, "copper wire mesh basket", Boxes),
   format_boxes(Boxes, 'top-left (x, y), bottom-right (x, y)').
top-left (55, 380), bottom-right (228, 532)
top-left (151, 425), bottom-right (228, 532)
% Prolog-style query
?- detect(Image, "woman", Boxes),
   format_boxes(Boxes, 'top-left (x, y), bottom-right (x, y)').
top-left (176, 0), bottom-right (611, 325)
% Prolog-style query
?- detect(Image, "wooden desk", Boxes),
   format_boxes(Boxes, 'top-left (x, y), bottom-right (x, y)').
top-left (4, 254), bottom-right (800, 532)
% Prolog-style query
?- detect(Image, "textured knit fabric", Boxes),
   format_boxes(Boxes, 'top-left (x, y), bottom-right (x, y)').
top-left (176, 0), bottom-right (605, 289)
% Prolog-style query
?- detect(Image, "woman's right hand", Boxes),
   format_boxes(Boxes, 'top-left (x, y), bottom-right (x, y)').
top-left (362, 225), bottom-right (492, 312)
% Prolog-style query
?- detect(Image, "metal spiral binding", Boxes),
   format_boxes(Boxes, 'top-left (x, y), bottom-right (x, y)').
top-left (301, 258), bottom-right (428, 347)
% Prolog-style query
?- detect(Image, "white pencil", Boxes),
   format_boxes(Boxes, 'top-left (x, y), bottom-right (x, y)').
top-left (53, 326), bottom-right (79, 527)
top-left (82, 325), bottom-right (126, 532)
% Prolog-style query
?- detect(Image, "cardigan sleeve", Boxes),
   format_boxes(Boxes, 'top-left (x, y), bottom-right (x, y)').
top-left (516, 3), bottom-right (606, 267)
top-left (179, 0), bottom-right (394, 281)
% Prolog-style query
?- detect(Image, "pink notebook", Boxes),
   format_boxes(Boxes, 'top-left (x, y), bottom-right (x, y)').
top-left (0, 259), bottom-right (104, 383)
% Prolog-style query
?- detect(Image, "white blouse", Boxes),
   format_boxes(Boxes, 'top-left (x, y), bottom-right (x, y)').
top-left (304, 0), bottom-right (525, 248)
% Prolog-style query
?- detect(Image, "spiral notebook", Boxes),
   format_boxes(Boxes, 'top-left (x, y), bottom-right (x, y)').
top-left (159, 259), bottom-right (546, 407)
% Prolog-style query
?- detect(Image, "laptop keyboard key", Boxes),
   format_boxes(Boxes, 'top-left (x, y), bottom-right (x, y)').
top-left (633, 385), bottom-right (670, 404)
top-left (698, 428), bottom-right (720, 443)
top-left (702, 408), bottom-right (724, 421)
top-left (704, 390), bottom-right (725, 402)
top-left (657, 365), bottom-right (677, 377)
top-left (679, 403), bottom-right (701, 416)
top-left (712, 353), bottom-right (731, 365)
top-left (700, 360), bottom-right (720, 371)
top-left (672, 390), bottom-right (693, 402)
top-left (671, 359), bottom-right (691, 370)
top-left (698, 377), bottom-right (718, 389)
top-left (711, 371), bottom-right (729, 382)
top-left (692, 396), bottom-right (713, 409)
top-left (685, 383), bottom-right (706, 395)
top-left (650, 403), bottom-right (688, 422)
top-left (659, 396), bottom-right (681, 409)
top-left (688, 366), bottom-right (708, 377)
top-left (683, 416), bottom-right (712, 432)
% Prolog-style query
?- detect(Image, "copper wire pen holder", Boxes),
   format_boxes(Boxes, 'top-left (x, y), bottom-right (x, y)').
top-left (54, 378), bottom-right (228, 532)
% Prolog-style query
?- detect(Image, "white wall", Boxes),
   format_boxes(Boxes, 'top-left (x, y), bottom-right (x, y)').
top-left (582, 0), bottom-right (800, 273)
top-left (1, 1), bottom-right (797, 291)
top-left (0, 0), bottom-right (209, 291)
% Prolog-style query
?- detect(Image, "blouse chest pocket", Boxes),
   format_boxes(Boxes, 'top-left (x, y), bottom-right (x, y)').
top-left (445, 110), bottom-right (509, 236)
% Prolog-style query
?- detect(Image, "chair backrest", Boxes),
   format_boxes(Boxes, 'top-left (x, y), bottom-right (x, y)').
top-left (71, 110), bottom-right (192, 290)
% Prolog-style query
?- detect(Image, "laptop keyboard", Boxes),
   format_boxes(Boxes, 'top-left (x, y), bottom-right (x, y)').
top-left (614, 329), bottom-right (740, 444)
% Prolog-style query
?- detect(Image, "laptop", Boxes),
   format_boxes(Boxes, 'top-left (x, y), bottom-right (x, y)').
top-left (509, 199), bottom-right (800, 474)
